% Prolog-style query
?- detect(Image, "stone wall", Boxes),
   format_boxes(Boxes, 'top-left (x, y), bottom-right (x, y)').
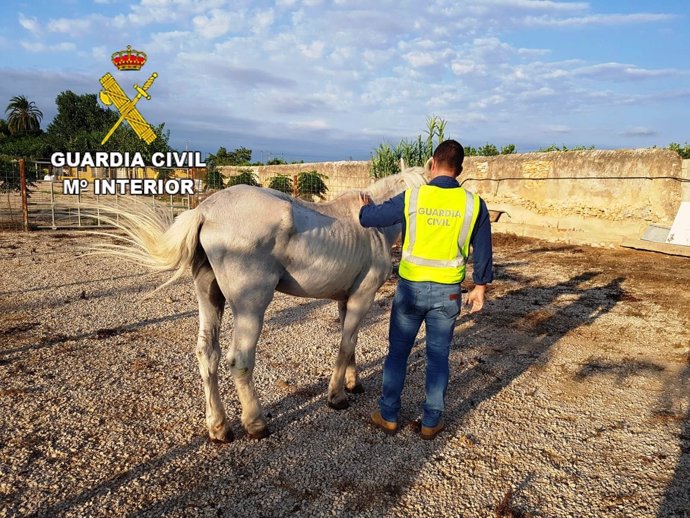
top-left (461, 149), bottom-right (683, 245)
top-left (219, 161), bottom-right (371, 200)
top-left (220, 149), bottom-right (687, 247)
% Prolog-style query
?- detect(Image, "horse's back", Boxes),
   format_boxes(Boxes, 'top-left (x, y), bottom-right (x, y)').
top-left (198, 185), bottom-right (294, 257)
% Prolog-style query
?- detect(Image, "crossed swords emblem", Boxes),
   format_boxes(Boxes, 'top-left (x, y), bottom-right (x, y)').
top-left (98, 72), bottom-right (158, 145)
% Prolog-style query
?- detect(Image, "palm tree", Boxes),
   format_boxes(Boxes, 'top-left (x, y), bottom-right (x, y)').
top-left (5, 95), bottom-right (43, 135)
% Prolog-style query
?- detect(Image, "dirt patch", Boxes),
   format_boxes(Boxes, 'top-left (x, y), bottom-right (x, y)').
top-left (0, 230), bottom-right (689, 517)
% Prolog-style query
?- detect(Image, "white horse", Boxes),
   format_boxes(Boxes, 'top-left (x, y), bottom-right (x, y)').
top-left (94, 167), bottom-right (427, 441)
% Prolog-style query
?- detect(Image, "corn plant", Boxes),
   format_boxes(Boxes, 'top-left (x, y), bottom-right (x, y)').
top-left (370, 142), bottom-right (400, 178)
top-left (370, 115), bottom-right (449, 176)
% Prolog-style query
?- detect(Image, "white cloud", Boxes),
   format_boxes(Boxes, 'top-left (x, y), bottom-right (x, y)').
top-left (21, 41), bottom-right (77, 53)
top-left (451, 61), bottom-right (486, 76)
top-left (251, 8), bottom-right (275, 34)
top-left (403, 51), bottom-right (437, 68)
top-left (298, 41), bottom-right (325, 59)
top-left (47, 17), bottom-right (94, 33)
top-left (292, 119), bottom-right (329, 130)
top-left (91, 46), bottom-right (107, 60)
top-left (572, 62), bottom-right (684, 81)
top-left (145, 30), bottom-right (194, 54)
top-left (543, 124), bottom-right (571, 134)
top-left (18, 13), bottom-right (41, 35)
top-left (524, 12), bottom-right (675, 27)
top-left (622, 126), bottom-right (657, 137)
top-left (192, 9), bottom-right (233, 39)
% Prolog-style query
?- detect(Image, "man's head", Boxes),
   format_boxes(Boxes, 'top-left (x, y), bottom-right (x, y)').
top-left (430, 139), bottom-right (465, 178)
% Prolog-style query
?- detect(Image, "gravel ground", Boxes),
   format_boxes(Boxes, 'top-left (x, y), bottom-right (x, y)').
top-left (1, 230), bottom-right (689, 517)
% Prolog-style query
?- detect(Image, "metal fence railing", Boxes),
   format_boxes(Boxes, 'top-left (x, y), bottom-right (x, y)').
top-left (0, 158), bottom-right (202, 230)
top-left (1, 158), bottom-right (377, 231)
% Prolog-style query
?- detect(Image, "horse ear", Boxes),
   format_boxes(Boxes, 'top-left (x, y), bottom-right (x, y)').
top-left (424, 157), bottom-right (433, 172)
top-left (399, 157), bottom-right (406, 171)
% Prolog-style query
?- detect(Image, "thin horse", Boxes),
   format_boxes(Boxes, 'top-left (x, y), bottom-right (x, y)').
top-left (95, 168), bottom-right (427, 441)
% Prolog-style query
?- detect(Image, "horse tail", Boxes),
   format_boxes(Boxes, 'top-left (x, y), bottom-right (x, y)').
top-left (90, 200), bottom-right (204, 292)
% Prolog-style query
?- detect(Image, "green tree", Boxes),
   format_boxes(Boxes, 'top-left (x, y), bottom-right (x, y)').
top-left (203, 157), bottom-right (224, 190)
top-left (0, 119), bottom-right (10, 140)
top-left (5, 95), bottom-right (43, 135)
top-left (477, 143), bottom-right (499, 156)
top-left (209, 146), bottom-right (253, 166)
top-left (43, 90), bottom-right (172, 156)
top-left (266, 157), bottom-right (286, 165)
top-left (500, 144), bottom-right (516, 155)
top-left (0, 156), bottom-right (39, 193)
top-left (46, 91), bottom-right (116, 149)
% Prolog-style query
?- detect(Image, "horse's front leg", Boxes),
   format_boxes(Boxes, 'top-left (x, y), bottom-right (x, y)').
top-left (193, 260), bottom-right (233, 443)
top-left (328, 290), bottom-right (375, 409)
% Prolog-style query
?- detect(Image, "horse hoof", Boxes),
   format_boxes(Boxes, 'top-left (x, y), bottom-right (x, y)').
top-left (209, 428), bottom-right (235, 444)
top-left (327, 398), bottom-right (350, 411)
top-left (247, 427), bottom-right (271, 440)
top-left (346, 383), bottom-right (365, 394)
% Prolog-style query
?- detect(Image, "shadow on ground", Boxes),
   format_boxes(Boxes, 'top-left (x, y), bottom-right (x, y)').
top-left (26, 269), bottom-right (632, 517)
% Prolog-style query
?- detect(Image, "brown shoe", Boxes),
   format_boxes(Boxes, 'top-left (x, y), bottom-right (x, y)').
top-left (420, 420), bottom-right (445, 440)
top-left (370, 411), bottom-right (398, 435)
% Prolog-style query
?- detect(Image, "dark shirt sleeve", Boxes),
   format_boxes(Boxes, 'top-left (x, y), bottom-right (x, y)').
top-left (470, 198), bottom-right (494, 285)
top-left (359, 192), bottom-right (406, 228)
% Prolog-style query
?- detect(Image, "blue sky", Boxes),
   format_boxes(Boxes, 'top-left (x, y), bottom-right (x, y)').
top-left (1, 0), bottom-right (688, 162)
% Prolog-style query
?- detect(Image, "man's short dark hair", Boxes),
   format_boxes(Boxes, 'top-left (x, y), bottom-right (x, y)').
top-left (433, 139), bottom-right (465, 176)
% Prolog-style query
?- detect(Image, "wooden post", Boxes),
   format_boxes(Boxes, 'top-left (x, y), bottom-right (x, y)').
top-left (292, 174), bottom-right (298, 197)
top-left (19, 159), bottom-right (29, 232)
top-left (189, 167), bottom-right (196, 209)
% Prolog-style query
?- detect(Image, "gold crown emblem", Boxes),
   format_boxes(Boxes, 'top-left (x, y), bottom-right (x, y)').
top-left (111, 45), bottom-right (147, 71)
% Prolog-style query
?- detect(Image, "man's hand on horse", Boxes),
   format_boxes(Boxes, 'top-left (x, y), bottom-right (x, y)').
top-left (359, 192), bottom-right (373, 206)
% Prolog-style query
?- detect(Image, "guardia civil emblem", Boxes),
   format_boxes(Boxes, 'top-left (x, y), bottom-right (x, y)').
top-left (98, 45), bottom-right (158, 145)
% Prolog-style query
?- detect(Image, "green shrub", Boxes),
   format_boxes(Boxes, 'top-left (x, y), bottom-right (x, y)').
top-left (296, 170), bottom-right (328, 200)
top-left (668, 142), bottom-right (690, 159)
top-left (268, 174), bottom-right (293, 194)
top-left (227, 169), bottom-right (260, 187)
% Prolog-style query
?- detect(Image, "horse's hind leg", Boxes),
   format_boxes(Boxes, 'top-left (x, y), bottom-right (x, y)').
top-left (192, 259), bottom-right (233, 443)
top-left (328, 290), bottom-right (376, 409)
top-left (224, 286), bottom-right (277, 439)
top-left (338, 300), bottom-right (364, 394)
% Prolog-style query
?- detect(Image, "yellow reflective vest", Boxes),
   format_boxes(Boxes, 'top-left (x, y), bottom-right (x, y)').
top-left (399, 185), bottom-right (481, 284)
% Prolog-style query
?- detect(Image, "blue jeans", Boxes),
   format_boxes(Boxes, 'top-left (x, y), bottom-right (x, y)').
top-left (379, 278), bottom-right (461, 427)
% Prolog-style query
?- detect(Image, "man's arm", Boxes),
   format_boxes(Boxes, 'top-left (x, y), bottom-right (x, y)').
top-left (359, 192), bottom-right (405, 228)
top-left (466, 199), bottom-right (493, 313)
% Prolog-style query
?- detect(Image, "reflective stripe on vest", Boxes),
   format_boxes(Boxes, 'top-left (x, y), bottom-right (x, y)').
top-left (399, 185), bottom-right (480, 283)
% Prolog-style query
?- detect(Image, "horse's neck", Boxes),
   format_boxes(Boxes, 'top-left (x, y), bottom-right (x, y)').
top-left (303, 192), bottom-right (362, 220)
top-left (368, 175), bottom-right (406, 203)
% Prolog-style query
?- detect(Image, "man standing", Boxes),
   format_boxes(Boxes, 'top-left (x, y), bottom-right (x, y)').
top-left (359, 139), bottom-right (493, 440)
